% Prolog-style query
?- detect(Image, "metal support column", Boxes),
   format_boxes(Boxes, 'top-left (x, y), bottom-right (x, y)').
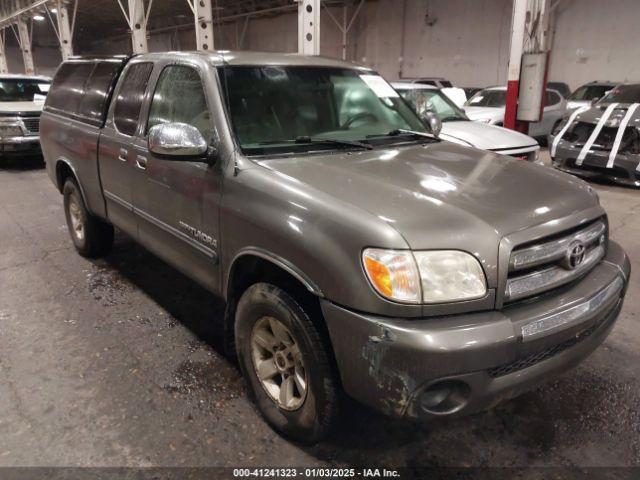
top-left (322, 0), bottom-right (364, 60)
top-left (55, 0), bottom-right (74, 60)
top-left (297, 0), bottom-right (320, 55)
top-left (16, 18), bottom-right (34, 75)
top-left (0, 30), bottom-right (8, 73)
top-left (128, 0), bottom-right (148, 53)
top-left (193, 0), bottom-right (214, 51)
top-left (504, 0), bottom-right (528, 131)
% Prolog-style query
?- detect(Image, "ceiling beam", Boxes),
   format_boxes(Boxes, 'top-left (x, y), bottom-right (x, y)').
top-left (0, 0), bottom-right (50, 27)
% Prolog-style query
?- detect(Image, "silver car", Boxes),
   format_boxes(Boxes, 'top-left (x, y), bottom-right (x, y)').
top-left (393, 82), bottom-right (539, 161)
top-left (464, 85), bottom-right (568, 138)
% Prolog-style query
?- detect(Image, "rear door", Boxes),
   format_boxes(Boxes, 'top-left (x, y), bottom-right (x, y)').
top-left (99, 61), bottom-right (154, 237)
top-left (530, 90), bottom-right (564, 137)
top-left (130, 62), bottom-right (221, 291)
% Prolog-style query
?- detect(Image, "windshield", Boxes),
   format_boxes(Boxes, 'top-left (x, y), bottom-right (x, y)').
top-left (599, 84), bottom-right (640, 104)
top-left (465, 89), bottom-right (506, 107)
top-left (0, 79), bottom-right (50, 102)
top-left (398, 88), bottom-right (468, 121)
top-left (219, 66), bottom-right (427, 155)
top-left (569, 85), bottom-right (612, 101)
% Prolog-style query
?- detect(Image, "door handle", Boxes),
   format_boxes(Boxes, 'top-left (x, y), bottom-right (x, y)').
top-left (135, 155), bottom-right (148, 170)
top-left (118, 148), bottom-right (128, 162)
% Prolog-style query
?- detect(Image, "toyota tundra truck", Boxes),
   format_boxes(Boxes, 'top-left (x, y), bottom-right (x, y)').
top-left (41, 52), bottom-right (630, 442)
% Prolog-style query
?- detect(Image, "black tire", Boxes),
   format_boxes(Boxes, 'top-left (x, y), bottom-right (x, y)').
top-left (63, 178), bottom-right (114, 258)
top-left (235, 283), bottom-right (339, 443)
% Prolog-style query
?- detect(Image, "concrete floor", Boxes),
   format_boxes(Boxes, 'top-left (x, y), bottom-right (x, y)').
top-left (0, 152), bottom-right (639, 469)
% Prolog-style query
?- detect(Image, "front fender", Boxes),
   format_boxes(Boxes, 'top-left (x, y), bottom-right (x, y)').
top-left (219, 166), bottom-right (424, 318)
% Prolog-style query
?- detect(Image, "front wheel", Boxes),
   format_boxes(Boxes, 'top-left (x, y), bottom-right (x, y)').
top-left (235, 283), bottom-right (340, 443)
top-left (63, 178), bottom-right (114, 258)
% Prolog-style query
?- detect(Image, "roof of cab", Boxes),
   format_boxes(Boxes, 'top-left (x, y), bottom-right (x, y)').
top-left (0, 73), bottom-right (51, 81)
top-left (135, 50), bottom-right (374, 70)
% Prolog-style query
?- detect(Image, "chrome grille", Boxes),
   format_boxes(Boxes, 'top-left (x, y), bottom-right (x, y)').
top-left (22, 117), bottom-right (40, 134)
top-left (505, 220), bottom-right (607, 302)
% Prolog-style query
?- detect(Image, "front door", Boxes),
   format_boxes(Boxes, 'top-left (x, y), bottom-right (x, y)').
top-left (132, 63), bottom-right (221, 291)
top-left (100, 61), bottom-right (154, 236)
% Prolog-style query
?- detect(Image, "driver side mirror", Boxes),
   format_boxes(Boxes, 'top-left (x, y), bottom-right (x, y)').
top-left (148, 122), bottom-right (212, 161)
top-left (590, 97), bottom-right (599, 106)
top-left (420, 109), bottom-right (442, 137)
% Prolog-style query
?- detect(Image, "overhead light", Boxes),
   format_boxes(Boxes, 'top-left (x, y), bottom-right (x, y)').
top-left (50, 8), bottom-right (57, 13)
top-left (33, 14), bottom-right (45, 21)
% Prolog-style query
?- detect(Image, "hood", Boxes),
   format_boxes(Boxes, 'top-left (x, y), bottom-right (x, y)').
top-left (571, 102), bottom-right (640, 127)
top-left (0, 100), bottom-right (44, 115)
top-left (463, 106), bottom-right (504, 123)
top-left (258, 142), bottom-right (598, 252)
top-left (441, 121), bottom-right (537, 150)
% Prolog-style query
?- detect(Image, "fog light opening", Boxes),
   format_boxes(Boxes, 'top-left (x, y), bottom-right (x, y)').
top-left (420, 380), bottom-right (470, 415)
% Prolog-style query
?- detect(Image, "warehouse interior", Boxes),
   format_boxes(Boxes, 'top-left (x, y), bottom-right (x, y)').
top-left (0, 0), bottom-right (639, 476)
top-left (3, 0), bottom-right (639, 88)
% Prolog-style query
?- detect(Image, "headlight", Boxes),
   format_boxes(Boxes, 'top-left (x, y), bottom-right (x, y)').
top-left (552, 119), bottom-right (568, 135)
top-left (362, 249), bottom-right (487, 304)
top-left (414, 251), bottom-right (486, 302)
top-left (362, 249), bottom-right (421, 303)
top-left (0, 125), bottom-right (22, 137)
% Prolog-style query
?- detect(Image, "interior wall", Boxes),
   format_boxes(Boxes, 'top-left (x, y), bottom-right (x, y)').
top-left (5, 0), bottom-right (639, 91)
top-left (548, 0), bottom-right (640, 88)
top-left (6, 45), bottom-right (61, 77)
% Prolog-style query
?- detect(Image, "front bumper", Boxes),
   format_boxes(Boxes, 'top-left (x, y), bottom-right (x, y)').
top-left (550, 134), bottom-right (640, 187)
top-left (322, 241), bottom-right (630, 419)
top-left (0, 135), bottom-right (41, 157)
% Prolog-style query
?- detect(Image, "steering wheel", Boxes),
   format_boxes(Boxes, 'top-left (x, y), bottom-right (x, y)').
top-left (341, 112), bottom-right (379, 130)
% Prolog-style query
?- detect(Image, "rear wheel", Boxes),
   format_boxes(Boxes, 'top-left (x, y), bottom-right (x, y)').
top-left (63, 178), bottom-right (114, 258)
top-left (235, 283), bottom-right (339, 443)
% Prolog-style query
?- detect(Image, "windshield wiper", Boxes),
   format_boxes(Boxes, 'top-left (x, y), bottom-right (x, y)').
top-left (259, 136), bottom-right (372, 150)
top-left (441, 116), bottom-right (466, 122)
top-left (366, 129), bottom-right (437, 141)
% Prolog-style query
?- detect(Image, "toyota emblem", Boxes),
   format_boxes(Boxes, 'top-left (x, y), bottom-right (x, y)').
top-left (563, 241), bottom-right (586, 270)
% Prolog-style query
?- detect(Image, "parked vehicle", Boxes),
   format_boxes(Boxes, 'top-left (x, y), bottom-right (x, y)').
top-left (393, 82), bottom-right (539, 161)
top-left (567, 81), bottom-right (620, 111)
top-left (550, 83), bottom-right (640, 187)
top-left (464, 85), bottom-right (568, 138)
top-left (406, 77), bottom-right (467, 107)
top-left (463, 87), bottom-right (482, 98)
top-left (42, 52), bottom-right (629, 442)
top-left (547, 81), bottom-right (571, 99)
top-left (0, 74), bottom-right (50, 159)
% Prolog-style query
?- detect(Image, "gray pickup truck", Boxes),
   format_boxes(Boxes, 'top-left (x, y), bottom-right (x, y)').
top-left (41, 52), bottom-right (630, 442)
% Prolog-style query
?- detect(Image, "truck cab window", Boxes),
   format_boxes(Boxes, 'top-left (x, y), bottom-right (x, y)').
top-left (113, 62), bottom-right (153, 136)
top-left (147, 65), bottom-right (212, 140)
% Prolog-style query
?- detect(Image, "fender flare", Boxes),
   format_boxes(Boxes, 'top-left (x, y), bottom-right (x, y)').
top-left (55, 157), bottom-right (90, 208)
top-left (226, 247), bottom-right (324, 299)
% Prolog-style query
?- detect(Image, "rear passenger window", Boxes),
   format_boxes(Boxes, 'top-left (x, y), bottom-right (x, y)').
top-left (45, 63), bottom-right (93, 116)
top-left (79, 61), bottom-right (121, 126)
top-left (113, 62), bottom-right (153, 136)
